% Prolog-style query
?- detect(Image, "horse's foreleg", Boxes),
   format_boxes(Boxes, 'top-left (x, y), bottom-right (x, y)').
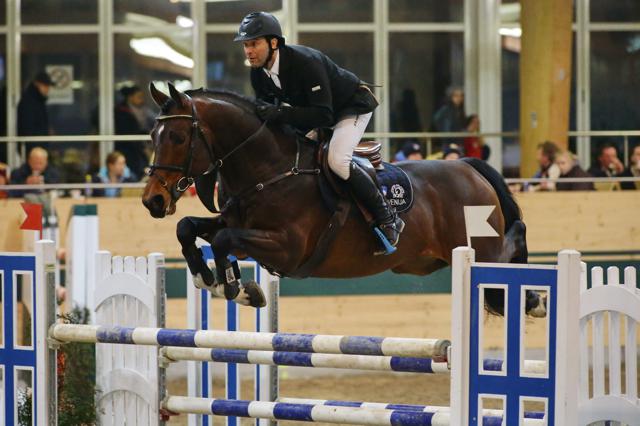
top-left (177, 216), bottom-right (226, 294)
top-left (210, 228), bottom-right (290, 308)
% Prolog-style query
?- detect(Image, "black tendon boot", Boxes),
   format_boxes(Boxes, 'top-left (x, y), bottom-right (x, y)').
top-left (346, 161), bottom-right (405, 247)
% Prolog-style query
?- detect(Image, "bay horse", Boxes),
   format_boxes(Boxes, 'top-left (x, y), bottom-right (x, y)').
top-left (142, 83), bottom-right (544, 317)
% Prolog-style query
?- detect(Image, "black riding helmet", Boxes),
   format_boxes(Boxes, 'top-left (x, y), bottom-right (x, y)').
top-left (234, 11), bottom-right (285, 45)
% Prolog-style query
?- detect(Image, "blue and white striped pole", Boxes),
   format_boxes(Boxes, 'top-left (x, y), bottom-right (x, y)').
top-left (162, 396), bottom-right (546, 425)
top-left (49, 325), bottom-right (450, 359)
top-left (278, 398), bottom-right (545, 420)
top-left (161, 347), bottom-right (546, 375)
top-left (161, 347), bottom-right (450, 374)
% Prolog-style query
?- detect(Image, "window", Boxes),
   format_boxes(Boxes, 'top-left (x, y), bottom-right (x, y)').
top-left (389, 0), bottom-right (463, 23)
top-left (21, 0), bottom-right (97, 24)
top-left (299, 0), bottom-right (373, 23)
top-left (206, 0), bottom-right (282, 24)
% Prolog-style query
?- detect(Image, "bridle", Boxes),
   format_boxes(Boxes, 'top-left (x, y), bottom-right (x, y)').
top-left (148, 94), bottom-right (267, 204)
top-left (148, 93), bottom-right (319, 213)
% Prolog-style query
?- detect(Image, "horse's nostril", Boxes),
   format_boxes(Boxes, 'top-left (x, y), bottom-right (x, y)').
top-left (151, 194), bottom-right (165, 210)
top-left (143, 194), bottom-right (166, 216)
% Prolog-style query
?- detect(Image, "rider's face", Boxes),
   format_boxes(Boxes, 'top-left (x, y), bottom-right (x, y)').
top-left (243, 38), bottom-right (276, 68)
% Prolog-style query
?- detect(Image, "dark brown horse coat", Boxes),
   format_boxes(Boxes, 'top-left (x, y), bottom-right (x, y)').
top-left (142, 84), bottom-right (538, 315)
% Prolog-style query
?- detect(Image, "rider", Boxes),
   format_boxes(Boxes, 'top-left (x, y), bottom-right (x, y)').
top-left (234, 11), bottom-right (405, 248)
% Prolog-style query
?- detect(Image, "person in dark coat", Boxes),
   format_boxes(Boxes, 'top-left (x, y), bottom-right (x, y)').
top-left (114, 85), bottom-right (151, 179)
top-left (10, 147), bottom-right (60, 197)
top-left (17, 71), bottom-right (54, 152)
top-left (431, 86), bottom-right (465, 147)
top-left (234, 11), bottom-right (404, 248)
top-left (555, 150), bottom-right (594, 191)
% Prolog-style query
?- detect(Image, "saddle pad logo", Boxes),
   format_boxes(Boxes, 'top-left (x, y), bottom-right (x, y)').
top-left (388, 184), bottom-right (407, 208)
top-left (391, 184), bottom-right (405, 198)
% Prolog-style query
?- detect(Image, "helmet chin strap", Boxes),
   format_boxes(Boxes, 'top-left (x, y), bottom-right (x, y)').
top-left (263, 37), bottom-right (277, 69)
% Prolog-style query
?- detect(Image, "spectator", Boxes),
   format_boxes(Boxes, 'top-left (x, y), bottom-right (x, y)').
top-left (462, 114), bottom-right (486, 159)
top-left (442, 144), bottom-right (462, 160)
top-left (555, 150), bottom-right (594, 191)
top-left (91, 151), bottom-right (137, 197)
top-left (527, 141), bottom-right (560, 191)
top-left (0, 162), bottom-right (9, 198)
top-left (588, 143), bottom-right (625, 178)
top-left (114, 85), bottom-right (152, 178)
top-left (620, 144), bottom-right (640, 190)
top-left (17, 71), bottom-right (54, 152)
top-left (10, 147), bottom-right (60, 197)
top-left (431, 86), bottom-right (465, 147)
top-left (394, 140), bottom-right (423, 162)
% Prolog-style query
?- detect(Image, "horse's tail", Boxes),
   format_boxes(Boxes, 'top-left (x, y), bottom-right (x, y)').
top-left (461, 157), bottom-right (521, 232)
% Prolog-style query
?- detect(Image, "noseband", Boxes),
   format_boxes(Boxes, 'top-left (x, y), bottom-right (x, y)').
top-left (148, 94), bottom-right (266, 204)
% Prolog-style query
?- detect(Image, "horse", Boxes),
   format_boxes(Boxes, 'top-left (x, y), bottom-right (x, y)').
top-left (142, 83), bottom-right (544, 317)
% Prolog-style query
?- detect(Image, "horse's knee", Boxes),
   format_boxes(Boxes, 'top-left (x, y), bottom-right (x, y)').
top-left (211, 229), bottom-right (233, 255)
top-left (176, 217), bottom-right (198, 246)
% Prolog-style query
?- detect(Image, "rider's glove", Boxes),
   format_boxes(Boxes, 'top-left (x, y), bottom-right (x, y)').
top-left (256, 101), bottom-right (289, 122)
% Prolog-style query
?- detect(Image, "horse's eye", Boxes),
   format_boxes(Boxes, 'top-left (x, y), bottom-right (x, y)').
top-left (168, 130), bottom-right (185, 145)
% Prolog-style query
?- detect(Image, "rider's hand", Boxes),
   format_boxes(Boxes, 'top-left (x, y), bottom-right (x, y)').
top-left (256, 101), bottom-right (284, 122)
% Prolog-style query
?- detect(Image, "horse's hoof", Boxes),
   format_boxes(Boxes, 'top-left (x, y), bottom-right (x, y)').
top-left (526, 292), bottom-right (547, 318)
top-left (233, 280), bottom-right (267, 308)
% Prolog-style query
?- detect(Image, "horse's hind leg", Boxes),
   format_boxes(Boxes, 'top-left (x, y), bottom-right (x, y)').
top-left (501, 220), bottom-right (546, 317)
top-left (503, 219), bottom-right (528, 264)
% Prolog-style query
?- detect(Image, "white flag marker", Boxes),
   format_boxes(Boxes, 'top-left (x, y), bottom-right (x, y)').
top-left (463, 205), bottom-right (499, 247)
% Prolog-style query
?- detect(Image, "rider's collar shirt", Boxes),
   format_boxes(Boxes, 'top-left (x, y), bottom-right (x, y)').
top-left (263, 50), bottom-right (281, 89)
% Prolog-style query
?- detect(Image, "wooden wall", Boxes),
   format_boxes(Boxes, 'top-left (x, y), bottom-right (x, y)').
top-left (0, 191), bottom-right (638, 257)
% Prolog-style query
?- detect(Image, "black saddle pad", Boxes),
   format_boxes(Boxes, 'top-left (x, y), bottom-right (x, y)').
top-left (377, 162), bottom-right (414, 214)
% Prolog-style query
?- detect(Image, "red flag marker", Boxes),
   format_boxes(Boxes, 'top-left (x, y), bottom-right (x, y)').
top-left (20, 202), bottom-right (43, 232)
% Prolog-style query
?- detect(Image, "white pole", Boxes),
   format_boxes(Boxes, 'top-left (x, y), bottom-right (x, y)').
top-left (449, 246), bottom-right (475, 426)
top-left (555, 249), bottom-right (582, 424)
top-left (36, 240), bottom-right (58, 425)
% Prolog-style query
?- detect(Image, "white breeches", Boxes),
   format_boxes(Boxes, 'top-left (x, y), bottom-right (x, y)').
top-left (327, 112), bottom-right (373, 180)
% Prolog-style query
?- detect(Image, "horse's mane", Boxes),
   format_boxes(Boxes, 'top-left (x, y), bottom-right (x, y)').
top-left (159, 88), bottom-right (257, 116)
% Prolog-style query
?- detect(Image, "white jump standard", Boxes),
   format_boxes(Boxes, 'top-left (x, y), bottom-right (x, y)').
top-left (3, 240), bottom-right (639, 425)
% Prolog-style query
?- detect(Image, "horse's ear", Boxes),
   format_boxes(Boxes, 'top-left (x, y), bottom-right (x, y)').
top-left (149, 82), bottom-right (169, 107)
top-left (168, 82), bottom-right (187, 108)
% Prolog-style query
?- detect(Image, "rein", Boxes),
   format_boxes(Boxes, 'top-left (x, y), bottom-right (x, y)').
top-left (149, 94), bottom-right (319, 212)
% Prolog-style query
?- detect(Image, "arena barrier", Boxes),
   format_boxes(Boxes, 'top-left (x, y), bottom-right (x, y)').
top-left (1, 240), bottom-right (639, 425)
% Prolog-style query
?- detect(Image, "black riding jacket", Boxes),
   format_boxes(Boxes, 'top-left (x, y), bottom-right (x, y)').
top-left (250, 44), bottom-right (377, 131)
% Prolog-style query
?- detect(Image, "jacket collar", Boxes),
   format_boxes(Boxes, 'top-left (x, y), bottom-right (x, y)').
top-left (274, 46), bottom-right (290, 92)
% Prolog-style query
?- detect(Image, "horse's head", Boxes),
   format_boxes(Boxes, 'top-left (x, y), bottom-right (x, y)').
top-left (142, 83), bottom-right (217, 218)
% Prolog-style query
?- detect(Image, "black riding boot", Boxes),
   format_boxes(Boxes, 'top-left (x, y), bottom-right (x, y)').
top-left (346, 161), bottom-right (405, 247)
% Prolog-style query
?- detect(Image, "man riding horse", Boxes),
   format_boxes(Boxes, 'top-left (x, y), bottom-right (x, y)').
top-left (141, 14), bottom-right (544, 317)
top-left (235, 11), bottom-right (405, 248)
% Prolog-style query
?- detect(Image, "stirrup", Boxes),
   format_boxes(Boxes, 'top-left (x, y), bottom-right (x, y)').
top-left (373, 217), bottom-right (405, 255)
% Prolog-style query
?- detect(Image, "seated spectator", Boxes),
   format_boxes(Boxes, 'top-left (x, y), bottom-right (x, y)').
top-left (0, 162), bottom-right (9, 198)
top-left (394, 140), bottom-right (424, 162)
top-left (10, 147), bottom-right (60, 197)
top-left (588, 143), bottom-right (625, 177)
top-left (620, 145), bottom-right (640, 190)
top-left (555, 150), bottom-right (594, 191)
top-left (463, 114), bottom-right (485, 159)
top-left (443, 144), bottom-right (462, 160)
top-left (588, 143), bottom-right (625, 190)
top-left (527, 141), bottom-right (560, 191)
top-left (91, 151), bottom-right (138, 197)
